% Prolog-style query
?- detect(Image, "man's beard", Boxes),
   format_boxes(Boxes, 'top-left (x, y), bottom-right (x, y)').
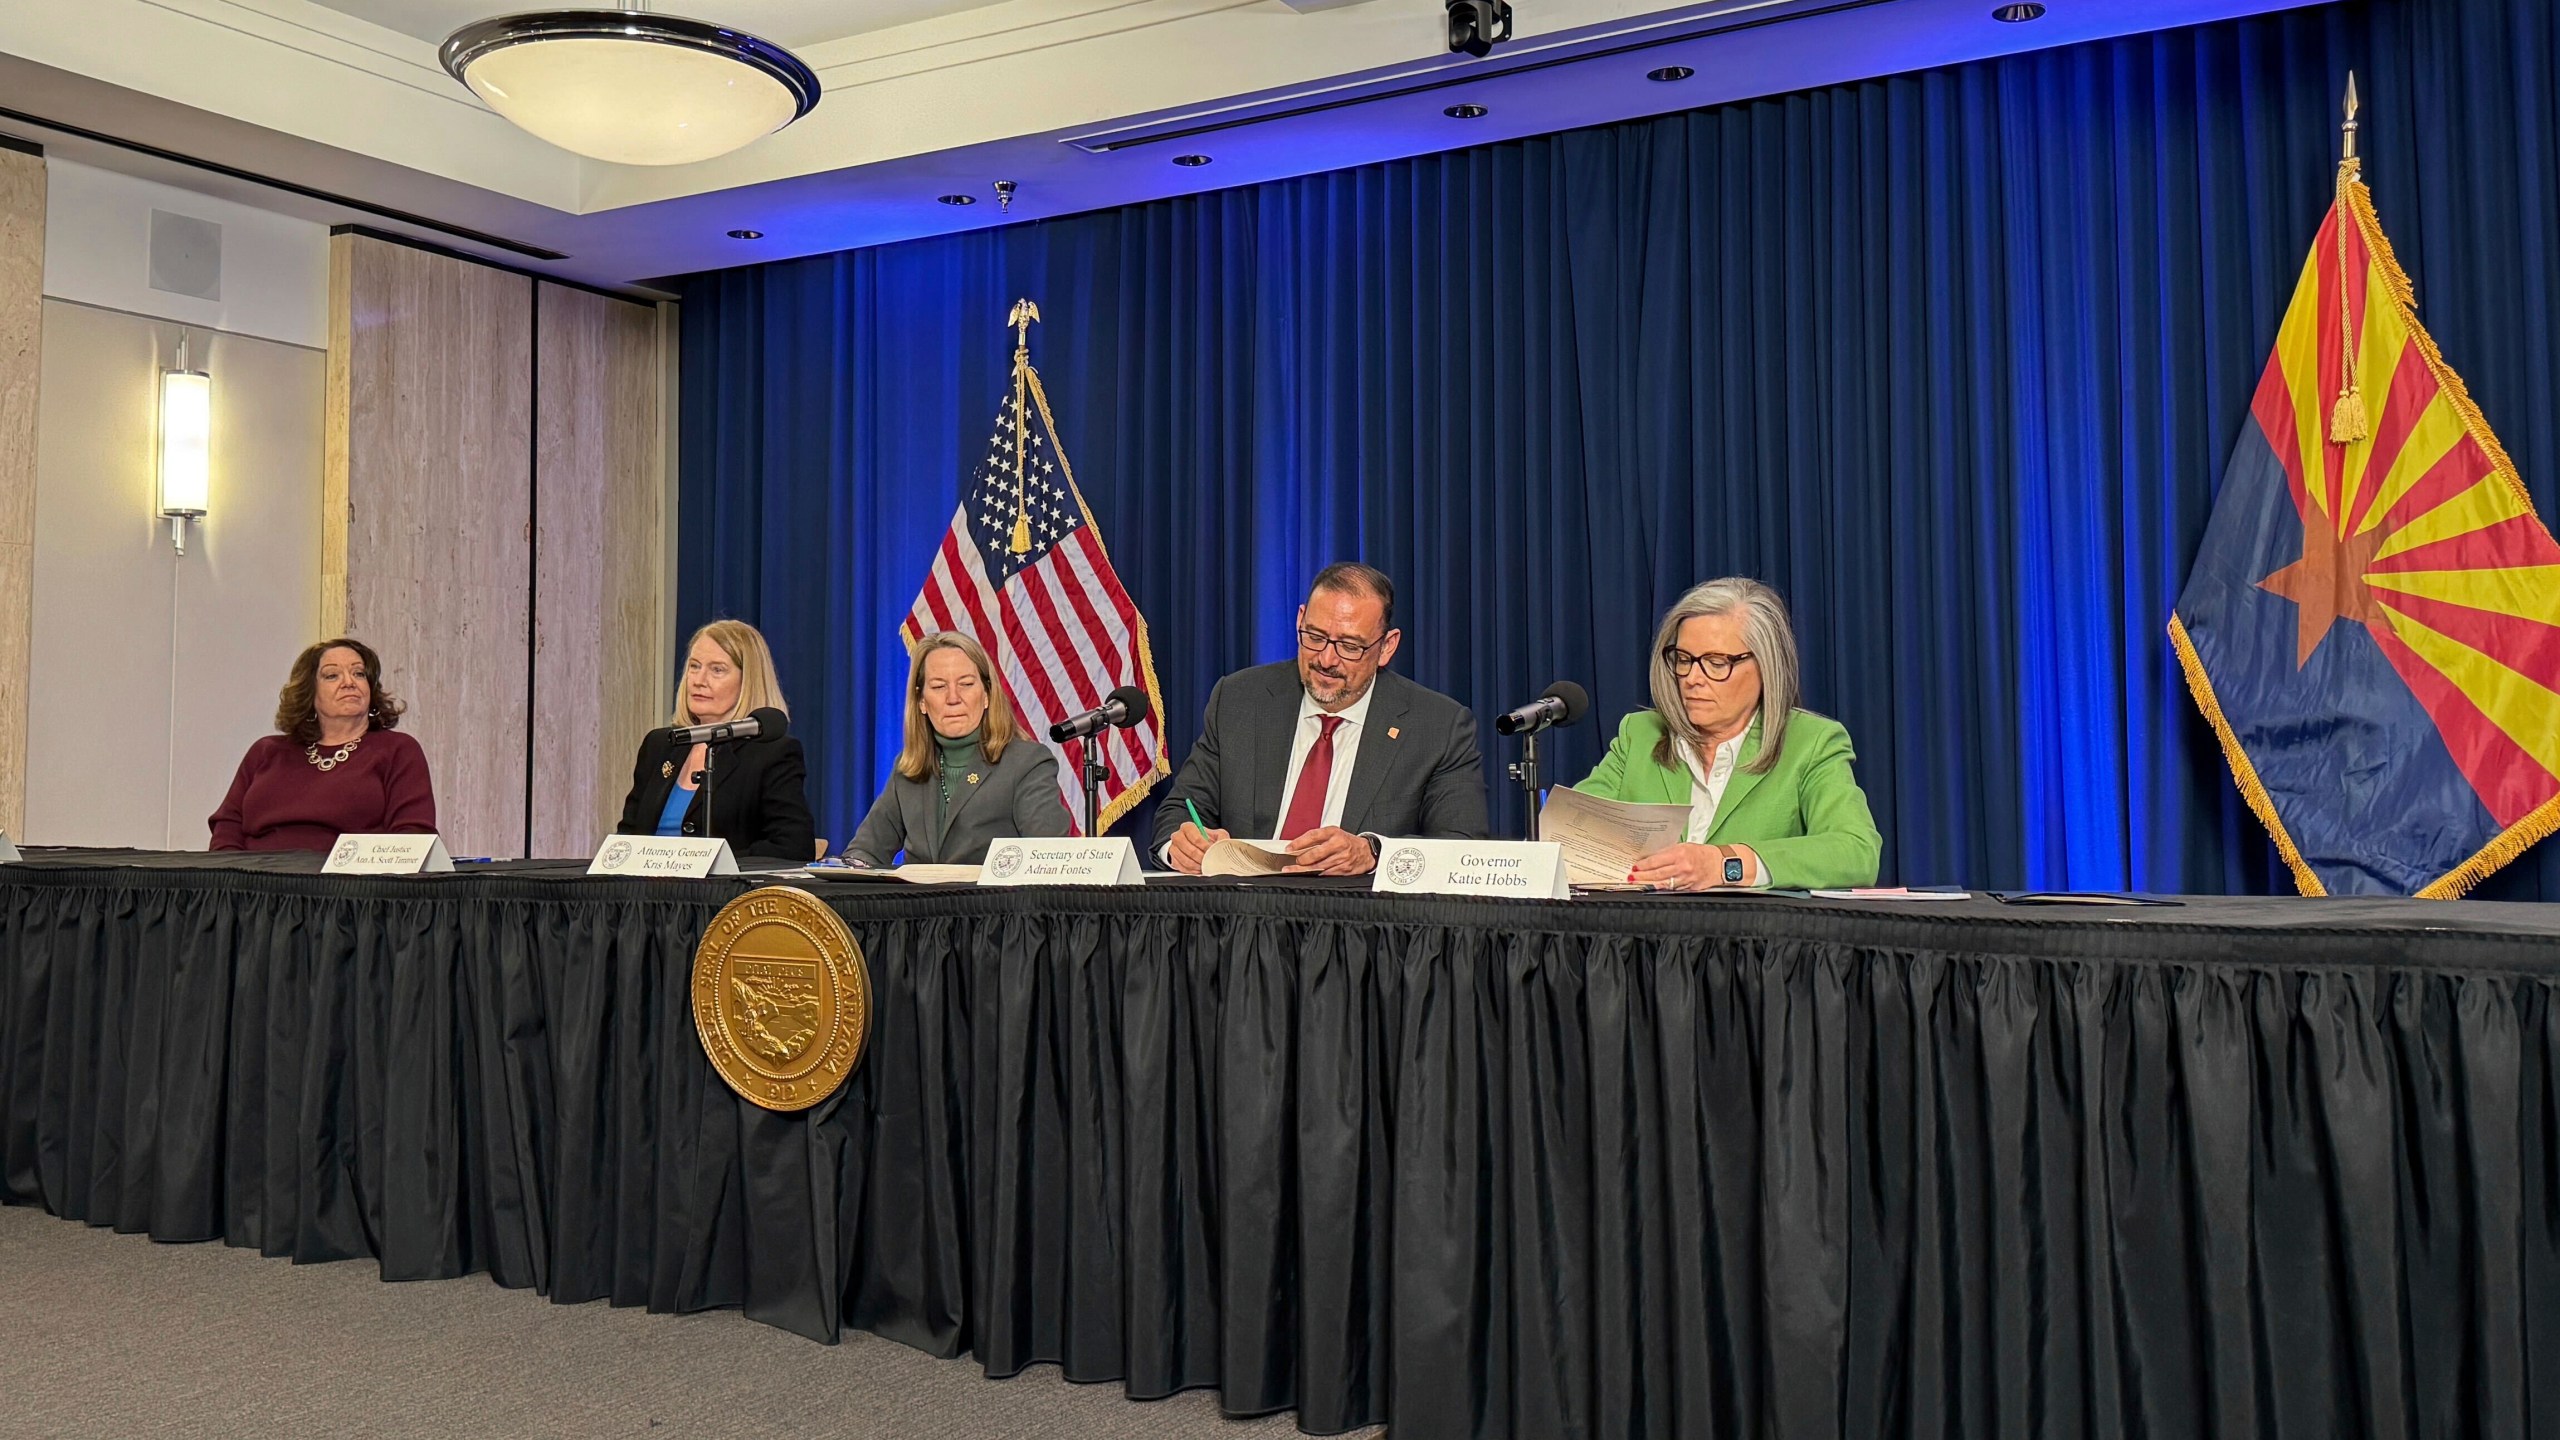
top-left (1303, 662), bottom-right (1367, 706)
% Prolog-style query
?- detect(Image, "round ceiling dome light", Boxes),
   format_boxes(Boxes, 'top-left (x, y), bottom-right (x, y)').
top-left (441, 8), bottom-right (822, 167)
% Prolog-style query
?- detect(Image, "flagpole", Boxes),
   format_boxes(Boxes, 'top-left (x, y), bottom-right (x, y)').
top-left (1007, 299), bottom-right (1040, 554)
top-left (2329, 74), bottom-right (2371, 444)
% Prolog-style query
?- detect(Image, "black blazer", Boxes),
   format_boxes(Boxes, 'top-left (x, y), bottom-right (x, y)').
top-left (841, 737), bottom-right (1073, 867)
top-left (1149, 661), bottom-right (1489, 852)
top-left (614, 728), bottom-right (818, 862)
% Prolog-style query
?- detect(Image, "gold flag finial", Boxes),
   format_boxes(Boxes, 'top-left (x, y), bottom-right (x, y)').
top-left (1006, 300), bottom-right (1041, 554)
top-left (2328, 73), bottom-right (2371, 445)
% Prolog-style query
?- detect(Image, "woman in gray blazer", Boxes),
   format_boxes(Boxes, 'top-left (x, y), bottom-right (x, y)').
top-left (843, 631), bottom-right (1074, 866)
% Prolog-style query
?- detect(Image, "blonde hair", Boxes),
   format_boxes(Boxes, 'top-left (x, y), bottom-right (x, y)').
top-left (895, 632), bottom-right (1018, 780)
top-left (672, 619), bottom-right (790, 726)
top-left (1646, 577), bottom-right (1801, 776)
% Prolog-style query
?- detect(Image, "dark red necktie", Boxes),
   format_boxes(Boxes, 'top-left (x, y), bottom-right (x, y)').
top-left (1279, 715), bottom-right (1345, 840)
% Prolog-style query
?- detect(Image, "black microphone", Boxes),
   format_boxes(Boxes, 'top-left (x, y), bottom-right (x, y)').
top-left (1050, 685), bottom-right (1151, 742)
top-left (669, 706), bottom-right (789, 747)
top-left (1495, 680), bottom-right (1590, 736)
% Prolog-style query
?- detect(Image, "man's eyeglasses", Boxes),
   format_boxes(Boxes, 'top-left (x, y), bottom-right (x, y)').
top-left (1661, 648), bottom-right (1754, 681)
top-left (1299, 628), bottom-right (1381, 662)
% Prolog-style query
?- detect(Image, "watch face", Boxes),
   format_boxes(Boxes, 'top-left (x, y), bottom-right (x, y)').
top-left (1723, 856), bottom-right (1745, 883)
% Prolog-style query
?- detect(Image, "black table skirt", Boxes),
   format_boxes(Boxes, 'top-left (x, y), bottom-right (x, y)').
top-left (4, 860), bottom-right (2556, 1439)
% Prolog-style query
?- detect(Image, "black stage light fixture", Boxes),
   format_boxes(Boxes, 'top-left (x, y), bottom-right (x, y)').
top-left (1445, 0), bottom-right (1513, 58)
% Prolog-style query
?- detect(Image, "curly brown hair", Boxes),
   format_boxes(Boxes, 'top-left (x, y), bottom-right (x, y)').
top-left (275, 637), bottom-right (406, 747)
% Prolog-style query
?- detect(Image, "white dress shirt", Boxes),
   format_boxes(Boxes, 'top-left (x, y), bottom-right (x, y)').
top-left (1272, 683), bottom-right (1375, 838)
top-left (1159, 682), bottom-right (1379, 865)
top-left (1679, 730), bottom-right (1766, 886)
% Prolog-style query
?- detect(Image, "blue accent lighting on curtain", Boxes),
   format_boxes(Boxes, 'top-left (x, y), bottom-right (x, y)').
top-left (676, 0), bottom-right (2558, 899)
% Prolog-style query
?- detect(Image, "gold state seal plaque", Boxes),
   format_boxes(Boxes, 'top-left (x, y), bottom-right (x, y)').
top-left (691, 886), bottom-right (870, 1112)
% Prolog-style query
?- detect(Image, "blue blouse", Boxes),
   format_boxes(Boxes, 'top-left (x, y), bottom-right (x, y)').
top-left (655, 783), bottom-right (696, 837)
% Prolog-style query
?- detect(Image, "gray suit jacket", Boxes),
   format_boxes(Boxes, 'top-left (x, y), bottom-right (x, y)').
top-left (1149, 661), bottom-right (1489, 852)
top-left (843, 737), bottom-right (1074, 867)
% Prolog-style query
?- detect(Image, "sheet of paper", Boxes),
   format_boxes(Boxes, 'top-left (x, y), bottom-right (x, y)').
top-left (1809, 887), bottom-right (1972, 900)
top-left (893, 864), bottom-right (983, 884)
top-left (1201, 838), bottom-right (1294, 877)
top-left (1537, 786), bottom-right (1691, 886)
top-left (806, 864), bottom-right (982, 884)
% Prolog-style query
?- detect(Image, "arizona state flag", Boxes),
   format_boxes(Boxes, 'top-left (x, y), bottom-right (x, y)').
top-left (2171, 154), bottom-right (2560, 897)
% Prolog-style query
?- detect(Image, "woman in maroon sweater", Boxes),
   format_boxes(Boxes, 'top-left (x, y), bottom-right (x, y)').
top-left (209, 637), bottom-right (438, 852)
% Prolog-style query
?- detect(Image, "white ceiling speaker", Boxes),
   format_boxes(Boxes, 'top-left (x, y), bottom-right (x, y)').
top-left (440, 6), bottom-right (822, 167)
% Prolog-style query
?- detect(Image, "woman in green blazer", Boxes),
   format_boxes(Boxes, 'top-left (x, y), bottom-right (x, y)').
top-left (1575, 577), bottom-right (1882, 890)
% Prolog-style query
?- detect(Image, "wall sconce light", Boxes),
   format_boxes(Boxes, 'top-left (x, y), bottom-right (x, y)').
top-left (159, 332), bottom-right (210, 555)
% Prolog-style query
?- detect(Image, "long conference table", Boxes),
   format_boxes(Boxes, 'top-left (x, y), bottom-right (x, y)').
top-left (4, 848), bottom-right (2555, 1439)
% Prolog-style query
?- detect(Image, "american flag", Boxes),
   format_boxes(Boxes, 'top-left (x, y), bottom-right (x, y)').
top-left (900, 381), bottom-right (1166, 833)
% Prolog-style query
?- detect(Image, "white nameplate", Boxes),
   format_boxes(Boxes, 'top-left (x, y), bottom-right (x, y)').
top-left (0, 830), bottom-right (19, 862)
top-left (324, 833), bottom-right (453, 875)
top-left (1371, 839), bottom-right (1569, 900)
top-left (587, 835), bottom-right (739, 878)
top-left (978, 837), bottom-right (1143, 887)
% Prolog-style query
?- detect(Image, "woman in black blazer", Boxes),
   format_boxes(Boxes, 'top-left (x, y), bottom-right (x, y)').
top-left (843, 631), bottom-right (1073, 867)
top-left (615, 619), bottom-right (816, 862)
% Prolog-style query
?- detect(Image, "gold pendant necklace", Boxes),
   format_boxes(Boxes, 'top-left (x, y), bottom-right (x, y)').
top-left (306, 732), bottom-right (364, 771)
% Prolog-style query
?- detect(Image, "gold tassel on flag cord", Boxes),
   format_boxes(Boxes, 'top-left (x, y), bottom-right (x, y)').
top-left (2329, 73), bottom-right (2372, 445)
top-left (1007, 299), bottom-right (1041, 555)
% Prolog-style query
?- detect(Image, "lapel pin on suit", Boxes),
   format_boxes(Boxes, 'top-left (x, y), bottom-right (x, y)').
top-left (661, 760), bottom-right (674, 779)
top-left (1388, 726), bottom-right (1401, 740)
top-left (967, 773), bottom-right (981, 784)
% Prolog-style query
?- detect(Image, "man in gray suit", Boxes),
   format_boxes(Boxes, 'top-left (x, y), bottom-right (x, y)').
top-left (1155, 563), bottom-right (1488, 875)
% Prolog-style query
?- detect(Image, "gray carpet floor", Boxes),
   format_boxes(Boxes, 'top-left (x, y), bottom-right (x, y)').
top-left (0, 1204), bottom-right (1381, 1439)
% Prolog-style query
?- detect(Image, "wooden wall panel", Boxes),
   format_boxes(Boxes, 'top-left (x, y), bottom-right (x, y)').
top-left (0, 148), bottom-right (43, 839)
top-left (325, 233), bottom-right (533, 860)
top-left (531, 283), bottom-right (665, 858)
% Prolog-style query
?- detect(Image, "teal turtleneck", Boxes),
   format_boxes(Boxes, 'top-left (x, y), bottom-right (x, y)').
top-left (933, 724), bottom-right (984, 841)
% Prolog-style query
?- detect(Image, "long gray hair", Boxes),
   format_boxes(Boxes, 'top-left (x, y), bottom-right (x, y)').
top-left (1647, 577), bottom-right (1801, 775)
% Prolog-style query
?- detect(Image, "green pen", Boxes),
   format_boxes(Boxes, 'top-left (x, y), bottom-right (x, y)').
top-left (1183, 798), bottom-right (1209, 833)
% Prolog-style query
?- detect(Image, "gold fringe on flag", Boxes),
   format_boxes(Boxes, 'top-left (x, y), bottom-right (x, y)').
top-left (2168, 616), bottom-right (2326, 897)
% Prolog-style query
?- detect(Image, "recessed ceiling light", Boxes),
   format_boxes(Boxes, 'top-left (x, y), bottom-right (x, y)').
top-left (938, 194), bottom-right (976, 205)
top-left (1647, 65), bottom-right (1695, 82)
top-left (726, 229), bottom-right (763, 239)
top-left (1445, 103), bottom-right (1489, 119)
top-left (1992, 2), bottom-right (2045, 19)
top-left (1172, 154), bottom-right (1213, 167)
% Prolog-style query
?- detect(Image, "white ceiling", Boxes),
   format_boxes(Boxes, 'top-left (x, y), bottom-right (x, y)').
top-left (304, 0), bottom-right (1011, 49)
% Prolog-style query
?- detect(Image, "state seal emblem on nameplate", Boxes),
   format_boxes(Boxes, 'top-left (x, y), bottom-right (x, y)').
top-left (691, 886), bottom-right (871, 1112)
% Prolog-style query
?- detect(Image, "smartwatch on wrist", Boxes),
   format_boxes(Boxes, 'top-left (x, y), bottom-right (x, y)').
top-left (1723, 855), bottom-right (1745, 885)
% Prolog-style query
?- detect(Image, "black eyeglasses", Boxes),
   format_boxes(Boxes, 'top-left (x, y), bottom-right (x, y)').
top-left (1299, 627), bottom-right (1382, 662)
top-left (1661, 648), bottom-right (1754, 681)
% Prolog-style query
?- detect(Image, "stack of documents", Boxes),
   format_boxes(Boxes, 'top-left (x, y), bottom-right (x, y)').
top-left (1537, 787), bottom-right (1691, 886)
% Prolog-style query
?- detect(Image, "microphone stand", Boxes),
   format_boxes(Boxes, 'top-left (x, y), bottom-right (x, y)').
top-left (692, 737), bottom-right (719, 843)
top-left (1080, 736), bottom-right (1108, 838)
top-left (1507, 729), bottom-right (1542, 842)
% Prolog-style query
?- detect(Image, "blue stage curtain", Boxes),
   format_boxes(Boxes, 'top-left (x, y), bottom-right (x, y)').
top-left (677, 0), bottom-right (2558, 899)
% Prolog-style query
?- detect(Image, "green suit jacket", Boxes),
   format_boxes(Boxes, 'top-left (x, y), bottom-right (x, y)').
top-left (1573, 709), bottom-right (1883, 889)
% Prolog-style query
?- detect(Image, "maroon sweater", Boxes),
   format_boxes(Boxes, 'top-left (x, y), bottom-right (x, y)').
top-left (208, 729), bottom-right (439, 852)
